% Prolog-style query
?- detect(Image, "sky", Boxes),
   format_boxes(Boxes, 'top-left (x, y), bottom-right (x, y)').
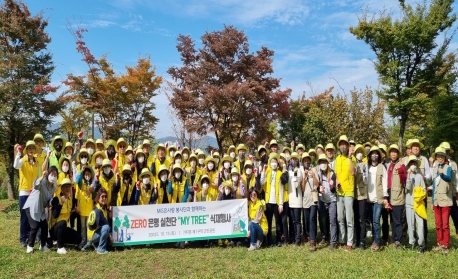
top-left (23, 0), bottom-right (458, 139)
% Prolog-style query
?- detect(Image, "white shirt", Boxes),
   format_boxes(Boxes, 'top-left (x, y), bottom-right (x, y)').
top-left (269, 171), bottom-right (277, 204)
top-left (367, 164), bottom-right (388, 203)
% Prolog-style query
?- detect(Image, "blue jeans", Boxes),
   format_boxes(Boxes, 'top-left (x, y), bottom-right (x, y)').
top-left (19, 196), bottom-right (30, 242)
top-left (369, 203), bottom-right (383, 246)
top-left (92, 224), bottom-right (110, 252)
top-left (303, 205), bottom-right (318, 242)
top-left (249, 222), bottom-right (264, 245)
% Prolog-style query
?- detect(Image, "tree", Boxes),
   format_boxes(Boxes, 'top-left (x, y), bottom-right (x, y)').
top-left (279, 87), bottom-right (387, 148)
top-left (0, 0), bottom-right (65, 200)
top-left (114, 216), bottom-right (121, 241)
top-left (167, 25), bottom-right (291, 153)
top-left (59, 103), bottom-right (91, 142)
top-left (64, 26), bottom-right (161, 144)
top-left (349, 0), bottom-right (457, 149)
top-left (122, 215), bottom-right (130, 240)
top-left (165, 81), bottom-right (202, 149)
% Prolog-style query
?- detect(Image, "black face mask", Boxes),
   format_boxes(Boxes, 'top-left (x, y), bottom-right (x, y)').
top-left (261, 154), bottom-right (267, 163)
top-left (54, 144), bottom-right (62, 152)
top-left (123, 174), bottom-right (131, 183)
top-left (107, 150), bottom-right (116, 160)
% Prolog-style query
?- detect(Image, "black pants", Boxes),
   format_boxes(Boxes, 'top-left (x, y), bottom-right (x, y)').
top-left (353, 199), bottom-right (366, 245)
top-left (381, 208), bottom-right (392, 243)
top-left (290, 207), bottom-right (302, 244)
top-left (391, 204), bottom-right (404, 243)
top-left (265, 203), bottom-right (289, 244)
top-left (50, 220), bottom-right (82, 249)
top-left (288, 208), bottom-right (294, 242)
top-left (25, 208), bottom-right (48, 247)
top-left (318, 200), bottom-right (330, 241)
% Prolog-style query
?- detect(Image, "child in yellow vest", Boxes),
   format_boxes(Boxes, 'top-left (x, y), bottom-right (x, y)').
top-left (75, 166), bottom-right (95, 249)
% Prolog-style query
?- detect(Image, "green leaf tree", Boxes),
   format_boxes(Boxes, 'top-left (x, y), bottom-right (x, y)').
top-left (0, 0), bottom-right (65, 199)
top-left (114, 216), bottom-right (122, 241)
top-left (59, 103), bottom-right (91, 143)
top-left (122, 215), bottom-right (130, 240)
top-left (349, 0), bottom-right (457, 149)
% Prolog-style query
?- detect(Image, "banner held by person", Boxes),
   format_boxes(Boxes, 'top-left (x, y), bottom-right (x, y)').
top-left (111, 199), bottom-right (248, 246)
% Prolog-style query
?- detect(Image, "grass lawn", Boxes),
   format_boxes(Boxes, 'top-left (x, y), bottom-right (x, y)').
top-left (1, 198), bottom-right (458, 279)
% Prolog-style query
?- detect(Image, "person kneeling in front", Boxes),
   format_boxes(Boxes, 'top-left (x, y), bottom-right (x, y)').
top-left (86, 188), bottom-right (112, 255)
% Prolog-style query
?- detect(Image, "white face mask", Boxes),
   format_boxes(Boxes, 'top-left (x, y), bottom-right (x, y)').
top-left (198, 158), bottom-right (205, 165)
top-left (225, 189), bottom-right (231, 195)
top-left (356, 153), bottom-right (363, 161)
top-left (96, 158), bottom-right (103, 165)
top-left (207, 162), bottom-right (214, 170)
top-left (320, 163), bottom-right (327, 171)
top-left (62, 165), bottom-right (69, 173)
top-left (48, 175), bottom-right (56, 183)
top-left (160, 174), bottom-right (168, 182)
top-left (174, 172), bottom-right (181, 179)
top-left (170, 151), bottom-right (175, 158)
top-left (80, 157), bottom-right (88, 164)
top-left (246, 168), bottom-right (253, 175)
top-left (127, 154), bottom-right (133, 161)
top-left (232, 175), bottom-right (238, 182)
top-left (285, 154), bottom-right (291, 161)
top-left (137, 156), bottom-right (144, 163)
top-left (270, 162), bottom-right (278, 170)
top-left (143, 177), bottom-right (150, 185)
top-left (175, 159), bottom-right (182, 165)
top-left (87, 148), bottom-right (94, 155)
top-left (202, 183), bottom-right (209, 190)
top-left (410, 165), bottom-right (417, 172)
top-left (190, 160), bottom-right (196, 167)
top-left (183, 153), bottom-right (189, 160)
top-left (103, 167), bottom-right (111, 175)
top-left (230, 152), bottom-right (235, 159)
top-left (224, 162), bottom-right (231, 169)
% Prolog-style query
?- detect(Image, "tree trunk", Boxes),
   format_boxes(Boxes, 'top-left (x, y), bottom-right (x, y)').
top-left (398, 114), bottom-right (407, 151)
top-left (7, 147), bottom-right (16, 200)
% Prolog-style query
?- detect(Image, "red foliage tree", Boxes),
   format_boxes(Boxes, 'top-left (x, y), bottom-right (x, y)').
top-left (167, 25), bottom-right (291, 153)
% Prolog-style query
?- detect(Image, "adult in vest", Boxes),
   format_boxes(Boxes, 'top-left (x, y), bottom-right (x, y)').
top-left (431, 146), bottom-right (454, 255)
top-left (440, 142), bottom-right (458, 239)
top-left (300, 153), bottom-right (319, 250)
top-left (325, 143), bottom-right (336, 171)
top-left (234, 144), bottom-right (248, 174)
top-left (286, 152), bottom-right (304, 246)
top-left (150, 143), bottom-right (170, 176)
top-left (14, 141), bottom-right (39, 247)
top-left (366, 146), bottom-right (388, 252)
top-left (406, 139), bottom-right (431, 245)
top-left (269, 139), bottom-right (279, 154)
top-left (386, 144), bottom-right (407, 248)
top-left (33, 134), bottom-right (47, 178)
top-left (335, 135), bottom-right (355, 251)
top-left (353, 144), bottom-right (368, 249)
top-left (113, 164), bottom-right (137, 206)
top-left (259, 152), bottom-right (289, 247)
top-left (86, 188), bottom-right (112, 255)
top-left (115, 138), bottom-right (128, 175)
top-left (227, 145), bottom-right (237, 162)
top-left (316, 154), bottom-right (338, 250)
top-left (405, 155), bottom-right (426, 253)
top-left (42, 136), bottom-right (66, 172)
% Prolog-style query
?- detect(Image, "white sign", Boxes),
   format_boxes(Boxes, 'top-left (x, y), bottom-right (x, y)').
top-left (111, 199), bottom-right (248, 246)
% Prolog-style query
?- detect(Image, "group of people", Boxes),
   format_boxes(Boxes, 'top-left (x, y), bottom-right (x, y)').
top-left (14, 133), bottom-right (457, 255)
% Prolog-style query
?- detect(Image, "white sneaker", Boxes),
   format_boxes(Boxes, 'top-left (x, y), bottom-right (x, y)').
top-left (247, 244), bottom-right (257, 251)
top-left (26, 246), bottom-right (34, 254)
top-left (57, 248), bottom-right (67, 255)
top-left (39, 245), bottom-right (50, 252)
top-left (256, 240), bottom-right (263, 249)
top-left (366, 231), bottom-right (372, 238)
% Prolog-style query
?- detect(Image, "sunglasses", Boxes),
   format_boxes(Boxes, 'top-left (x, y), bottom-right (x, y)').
top-left (118, 145), bottom-right (126, 149)
top-left (80, 155), bottom-right (88, 159)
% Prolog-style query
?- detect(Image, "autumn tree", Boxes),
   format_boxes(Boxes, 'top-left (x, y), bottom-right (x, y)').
top-left (59, 103), bottom-right (91, 142)
top-left (0, 0), bottom-right (65, 199)
top-left (350, 0), bottom-right (457, 149)
top-left (65, 26), bottom-right (161, 145)
top-left (167, 25), bottom-right (291, 153)
top-left (279, 87), bottom-right (386, 148)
